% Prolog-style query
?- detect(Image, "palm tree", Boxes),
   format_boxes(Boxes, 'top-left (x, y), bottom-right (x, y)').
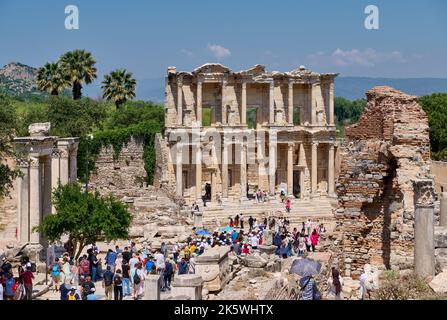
top-left (36, 62), bottom-right (68, 95)
top-left (59, 49), bottom-right (97, 100)
top-left (101, 69), bottom-right (137, 108)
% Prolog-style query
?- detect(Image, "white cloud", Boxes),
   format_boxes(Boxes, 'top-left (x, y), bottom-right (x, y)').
top-left (308, 48), bottom-right (407, 68)
top-left (207, 44), bottom-right (231, 59)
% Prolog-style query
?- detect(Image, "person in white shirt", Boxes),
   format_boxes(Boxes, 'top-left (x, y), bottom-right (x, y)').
top-left (129, 253), bottom-right (139, 271)
top-left (0, 279), bottom-right (3, 300)
top-left (155, 251), bottom-right (165, 274)
top-left (250, 234), bottom-right (259, 249)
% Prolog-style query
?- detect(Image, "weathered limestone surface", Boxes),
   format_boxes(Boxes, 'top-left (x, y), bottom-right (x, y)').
top-left (195, 246), bottom-right (232, 292)
top-left (171, 274), bottom-right (204, 300)
top-left (335, 86), bottom-right (433, 277)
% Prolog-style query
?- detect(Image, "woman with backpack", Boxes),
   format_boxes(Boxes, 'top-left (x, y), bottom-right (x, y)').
top-left (50, 257), bottom-right (61, 292)
top-left (299, 274), bottom-right (321, 300)
top-left (130, 262), bottom-right (145, 300)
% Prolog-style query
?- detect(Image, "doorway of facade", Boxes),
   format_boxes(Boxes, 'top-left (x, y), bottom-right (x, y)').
top-left (247, 107), bottom-right (258, 129)
top-left (293, 170), bottom-right (301, 198)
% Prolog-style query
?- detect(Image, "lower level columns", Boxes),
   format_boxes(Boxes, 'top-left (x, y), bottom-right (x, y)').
top-left (222, 143), bottom-right (228, 199)
top-left (17, 162), bottom-right (30, 243)
top-left (328, 144), bottom-right (335, 196)
top-left (240, 144), bottom-right (247, 200)
top-left (195, 146), bottom-right (202, 200)
top-left (287, 143), bottom-right (294, 196)
top-left (176, 144), bottom-right (183, 197)
top-left (440, 192), bottom-right (447, 227)
top-left (311, 142), bottom-right (318, 195)
top-left (269, 143), bottom-right (276, 195)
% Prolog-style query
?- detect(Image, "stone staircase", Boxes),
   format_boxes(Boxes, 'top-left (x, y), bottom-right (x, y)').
top-left (201, 197), bottom-right (336, 229)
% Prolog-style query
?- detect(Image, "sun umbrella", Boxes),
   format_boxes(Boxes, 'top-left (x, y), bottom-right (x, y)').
top-left (221, 226), bottom-right (234, 232)
top-left (195, 229), bottom-right (210, 235)
top-left (289, 258), bottom-right (321, 277)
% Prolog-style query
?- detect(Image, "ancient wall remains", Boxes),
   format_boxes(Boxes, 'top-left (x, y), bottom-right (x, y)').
top-left (335, 86), bottom-right (432, 278)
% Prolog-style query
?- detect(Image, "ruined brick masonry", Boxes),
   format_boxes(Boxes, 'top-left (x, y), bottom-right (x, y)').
top-left (335, 86), bottom-right (433, 277)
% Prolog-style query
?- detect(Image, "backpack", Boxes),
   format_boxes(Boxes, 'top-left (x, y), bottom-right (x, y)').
top-left (68, 292), bottom-right (77, 300)
top-left (114, 274), bottom-right (122, 286)
top-left (133, 271), bottom-right (141, 285)
top-left (30, 262), bottom-right (37, 273)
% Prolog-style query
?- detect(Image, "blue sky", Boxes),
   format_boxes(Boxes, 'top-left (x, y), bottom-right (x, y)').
top-left (1, 0), bottom-right (446, 85)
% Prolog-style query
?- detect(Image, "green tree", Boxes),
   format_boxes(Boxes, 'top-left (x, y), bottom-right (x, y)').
top-left (36, 62), bottom-right (68, 95)
top-left (0, 94), bottom-right (20, 197)
top-left (34, 183), bottom-right (132, 259)
top-left (101, 69), bottom-right (137, 109)
top-left (419, 93), bottom-right (447, 160)
top-left (59, 49), bottom-right (97, 100)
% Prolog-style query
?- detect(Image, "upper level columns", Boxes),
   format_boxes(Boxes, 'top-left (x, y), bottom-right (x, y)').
top-left (221, 77), bottom-right (228, 124)
top-left (241, 81), bottom-right (247, 125)
top-left (311, 84), bottom-right (317, 125)
top-left (288, 82), bottom-right (294, 125)
top-left (329, 81), bottom-right (334, 126)
top-left (196, 79), bottom-right (203, 125)
top-left (269, 81), bottom-right (275, 124)
top-left (177, 77), bottom-right (183, 126)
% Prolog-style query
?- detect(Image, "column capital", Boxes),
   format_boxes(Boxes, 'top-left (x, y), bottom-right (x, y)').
top-left (18, 158), bottom-right (30, 168)
top-left (312, 141), bottom-right (319, 146)
top-left (288, 81), bottom-right (294, 88)
top-left (288, 142), bottom-right (295, 149)
top-left (29, 156), bottom-right (40, 168)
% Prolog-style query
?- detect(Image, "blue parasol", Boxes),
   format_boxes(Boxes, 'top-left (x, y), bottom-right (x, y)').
top-left (220, 226), bottom-right (234, 232)
top-left (195, 229), bottom-right (210, 235)
top-left (289, 258), bottom-right (321, 277)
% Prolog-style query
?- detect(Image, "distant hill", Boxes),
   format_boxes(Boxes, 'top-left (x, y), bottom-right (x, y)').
top-left (1, 62), bottom-right (446, 102)
top-left (0, 62), bottom-right (41, 97)
top-left (335, 77), bottom-right (447, 100)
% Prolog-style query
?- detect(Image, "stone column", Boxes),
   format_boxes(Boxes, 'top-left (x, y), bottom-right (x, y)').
top-left (50, 151), bottom-right (60, 214)
top-left (196, 80), bottom-right (202, 125)
top-left (269, 82), bottom-right (275, 124)
top-left (241, 81), bottom-right (247, 125)
top-left (269, 138), bottom-right (277, 195)
top-left (42, 157), bottom-right (52, 218)
top-left (144, 274), bottom-right (162, 300)
top-left (59, 148), bottom-right (69, 185)
top-left (194, 211), bottom-right (203, 229)
top-left (221, 78), bottom-right (227, 124)
top-left (414, 203), bottom-right (435, 278)
top-left (440, 192), bottom-right (447, 227)
top-left (257, 137), bottom-right (265, 191)
top-left (287, 143), bottom-right (294, 196)
top-left (311, 84), bottom-right (316, 125)
top-left (69, 148), bottom-right (77, 182)
top-left (311, 142), bottom-right (318, 195)
top-left (211, 171), bottom-right (217, 202)
top-left (176, 143), bottom-right (183, 197)
top-left (177, 78), bottom-right (183, 126)
top-left (29, 156), bottom-right (42, 244)
top-left (195, 145), bottom-right (202, 200)
top-left (328, 144), bottom-right (335, 196)
top-left (240, 143), bottom-right (247, 200)
top-left (329, 81), bottom-right (334, 126)
top-left (222, 139), bottom-right (229, 199)
top-left (288, 82), bottom-right (294, 125)
top-left (17, 161), bottom-right (30, 243)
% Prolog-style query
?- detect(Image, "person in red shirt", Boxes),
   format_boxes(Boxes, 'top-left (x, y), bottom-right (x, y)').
top-left (21, 267), bottom-right (34, 300)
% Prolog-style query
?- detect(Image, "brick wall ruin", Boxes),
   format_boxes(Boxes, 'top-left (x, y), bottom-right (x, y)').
top-left (335, 86), bottom-right (433, 278)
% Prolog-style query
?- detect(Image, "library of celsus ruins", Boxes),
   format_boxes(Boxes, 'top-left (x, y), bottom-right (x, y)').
top-left (156, 63), bottom-right (338, 204)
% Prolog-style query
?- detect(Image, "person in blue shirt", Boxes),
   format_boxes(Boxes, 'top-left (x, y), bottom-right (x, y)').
top-left (145, 258), bottom-right (155, 275)
top-left (178, 258), bottom-right (188, 275)
top-left (105, 249), bottom-right (118, 272)
top-left (4, 272), bottom-right (15, 300)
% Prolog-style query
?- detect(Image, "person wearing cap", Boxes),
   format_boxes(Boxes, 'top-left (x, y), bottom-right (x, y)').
top-left (67, 286), bottom-right (80, 300)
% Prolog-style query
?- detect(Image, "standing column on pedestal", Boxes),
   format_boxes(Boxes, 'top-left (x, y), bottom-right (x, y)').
top-left (288, 82), bottom-right (294, 125)
top-left (29, 156), bottom-right (42, 244)
top-left (328, 144), bottom-right (335, 196)
top-left (17, 161), bottom-right (30, 243)
top-left (298, 143), bottom-right (307, 199)
top-left (221, 78), bottom-right (227, 125)
top-left (310, 84), bottom-right (316, 125)
top-left (257, 137), bottom-right (265, 191)
top-left (329, 81), bottom-right (334, 126)
top-left (440, 192), bottom-right (447, 227)
top-left (311, 142), bottom-right (318, 195)
top-left (176, 143), bottom-right (183, 197)
top-left (222, 138), bottom-right (229, 199)
top-left (269, 82), bottom-right (275, 124)
top-left (42, 157), bottom-right (52, 218)
top-left (177, 78), bottom-right (183, 126)
top-left (59, 148), bottom-right (69, 185)
top-left (195, 145), bottom-right (202, 201)
top-left (240, 143), bottom-right (247, 200)
top-left (196, 80), bottom-right (202, 125)
top-left (287, 143), bottom-right (294, 196)
top-left (241, 81), bottom-right (247, 125)
top-left (269, 135), bottom-right (277, 195)
top-left (414, 203), bottom-right (435, 278)
top-left (69, 148), bottom-right (78, 183)
top-left (51, 150), bottom-right (60, 214)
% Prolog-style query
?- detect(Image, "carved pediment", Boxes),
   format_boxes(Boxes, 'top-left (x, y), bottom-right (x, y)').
top-left (193, 63), bottom-right (232, 75)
